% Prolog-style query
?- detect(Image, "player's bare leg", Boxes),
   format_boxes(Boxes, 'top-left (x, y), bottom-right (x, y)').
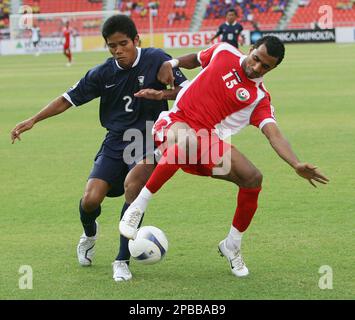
top-left (124, 160), bottom-right (156, 204)
top-left (212, 146), bottom-right (263, 277)
top-left (77, 178), bottom-right (110, 266)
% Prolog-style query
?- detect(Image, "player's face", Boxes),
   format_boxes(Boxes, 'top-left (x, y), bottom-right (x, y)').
top-left (226, 12), bottom-right (236, 24)
top-left (106, 32), bottom-right (139, 69)
top-left (242, 44), bottom-right (279, 79)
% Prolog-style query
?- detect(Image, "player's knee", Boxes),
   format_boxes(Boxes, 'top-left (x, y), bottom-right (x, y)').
top-left (81, 192), bottom-right (102, 213)
top-left (243, 170), bottom-right (263, 188)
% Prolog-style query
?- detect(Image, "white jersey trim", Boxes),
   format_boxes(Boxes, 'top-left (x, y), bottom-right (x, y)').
top-left (62, 93), bottom-right (76, 106)
top-left (178, 80), bottom-right (190, 88)
top-left (213, 82), bottom-right (266, 139)
top-left (115, 47), bottom-right (142, 70)
top-left (259, 118), bottom-right (276, 130)
top-left (197, 43), bottom-right (242, 66)
top-left (210, 42), bottom-right (244, 62)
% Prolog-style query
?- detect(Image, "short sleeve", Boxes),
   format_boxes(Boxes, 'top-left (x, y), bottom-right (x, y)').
top-left (216, 24), bottom-right (223, 36)
top-left (63, 68), bottom-right (101, 107)
top-left (250, 97), bottom-right (277, 130)
top-left (197, 43), bottom-right (221, 68)
top-left (172, 68), bottom-right (188, 87)
top-left (155, 48), bottom-right (188, 86)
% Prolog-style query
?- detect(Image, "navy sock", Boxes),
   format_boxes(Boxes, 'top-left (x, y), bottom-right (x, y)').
top-left (116, 202), bottom-right (144, 263)
top-left (79, 199), bottom-right (101, 237)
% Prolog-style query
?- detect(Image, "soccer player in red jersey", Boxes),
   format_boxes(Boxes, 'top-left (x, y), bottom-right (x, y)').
top-left (120, 36), bottom-right (329, 277)
top-left (63, 21), bottom-right (73, 66)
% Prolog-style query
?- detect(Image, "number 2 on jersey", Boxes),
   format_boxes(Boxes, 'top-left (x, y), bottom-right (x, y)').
top-left (123, 95), bottom-right (133, 112)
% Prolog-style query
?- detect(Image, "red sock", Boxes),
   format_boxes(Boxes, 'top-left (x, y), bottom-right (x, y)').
top-left (232, 187), bottom-right (261, 232)
top-left (146, 144), bottom-right (185, 194)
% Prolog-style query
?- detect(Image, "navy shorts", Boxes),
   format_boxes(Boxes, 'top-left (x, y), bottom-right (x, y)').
top-left (88, 154), bottom-right (136, 198)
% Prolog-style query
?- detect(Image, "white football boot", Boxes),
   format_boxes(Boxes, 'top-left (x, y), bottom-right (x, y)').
top-left (218, 239), bottom-right (249, 277)
top-left (77, 222), bottom-right (99, 266)
top-left (112, 260), bottom-right (133, 282)
top-left (119, 206), bottom-right (144, 239)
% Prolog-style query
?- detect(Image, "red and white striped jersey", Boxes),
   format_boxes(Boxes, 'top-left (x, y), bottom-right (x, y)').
top-left (171, 42), bottom-right (276, 139)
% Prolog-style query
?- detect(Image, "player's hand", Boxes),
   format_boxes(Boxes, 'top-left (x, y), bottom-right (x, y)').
top-left (10, 118), bottom-right (35, 144)
top-left (134, 89), bottom-right (164, 100)
top-left (157, 61), bottom-right (175, 89)
top-left (295, 163), bottom-right (329, 187)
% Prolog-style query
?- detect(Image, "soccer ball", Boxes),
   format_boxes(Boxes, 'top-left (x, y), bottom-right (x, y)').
top-left (128, 226), bottom-right (168, 265)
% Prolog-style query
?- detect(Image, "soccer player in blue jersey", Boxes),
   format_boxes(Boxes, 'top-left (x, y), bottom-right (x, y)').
top-left (208, 8), bottom-right (244, 49)
top-left (10, 14), bottom-right (188, 282)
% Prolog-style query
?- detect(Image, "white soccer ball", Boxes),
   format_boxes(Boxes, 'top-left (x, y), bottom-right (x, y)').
top-left (128, 226), bottom-right (168, 265)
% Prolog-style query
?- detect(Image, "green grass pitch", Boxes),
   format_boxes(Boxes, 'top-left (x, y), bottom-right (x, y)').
top-left (0, 44), bottom-right (354, 299)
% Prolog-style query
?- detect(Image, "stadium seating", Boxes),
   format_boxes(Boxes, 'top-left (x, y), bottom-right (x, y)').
top-left (118, 0), bottom-right (196, 32)
top-left (20, 0), bottom-right (103, 37)
top-left (201, 0), bottom-right (286, 31)
top-left (288, 0), bottom-right (355, 29)
top-left (0, 0), bottom-right (10, 29)
top-left (22, 0), bottom-right (103, 13)
top-left (20, 0), bottom-right (195, 36)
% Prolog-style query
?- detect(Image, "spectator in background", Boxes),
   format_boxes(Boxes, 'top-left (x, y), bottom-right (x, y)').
top-left (148, 1), bottom-right (159, 17)
top-left (175, 11), bottom-right (187, 21)
top-left (174, 0), bottom-right (186, 8)
top-left (298, 0), bottom-right (310, 6)
top-left (32, 0), bottom-right (41, 14)
top-left (148, 1), bottom-right (159, 9)
top-left (168, 12), bottom-right (176, 26)
top-left (251, 20), bottom-right (260, 31)
top-left (336, 1), bottom-right (353, 10)
top-left (140, 7), bottom-right (148, 18)
top-left (272, 0), bottom-right (287, 12)
top-left (311, 21), bottom-right (322, 30)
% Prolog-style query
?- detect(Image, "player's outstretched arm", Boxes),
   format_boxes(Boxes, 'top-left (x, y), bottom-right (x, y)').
top-left (11, 96), bottom-right (72, 144)
top-left (262, 122), bottom-right (329, 187)
top-left (134, 86), bottom-right (182, 101)
top-left (158, 54), bottom-right (200, 89)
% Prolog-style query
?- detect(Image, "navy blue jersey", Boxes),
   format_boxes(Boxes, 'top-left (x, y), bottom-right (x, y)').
top-left (216, 22), bottom-right (243, 48)
top-left (63, 47), bottom-right (188, 159)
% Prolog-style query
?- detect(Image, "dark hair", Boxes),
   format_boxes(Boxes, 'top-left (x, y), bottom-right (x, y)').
top-left (226, 8), bottom-right (237, 15)
top-left (254, 36), bottom-right (285, 65)
top-left (102, 14), bottom-right (138, 41)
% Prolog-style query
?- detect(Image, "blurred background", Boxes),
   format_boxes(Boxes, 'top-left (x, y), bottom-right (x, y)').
top-left (1, 0), bottom-right (355, 54)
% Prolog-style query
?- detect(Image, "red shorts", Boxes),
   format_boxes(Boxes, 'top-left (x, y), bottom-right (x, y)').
top-left (153, 110), bottom-right (231, 177)
top-left (64, 43), bottom-right (70, 50)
